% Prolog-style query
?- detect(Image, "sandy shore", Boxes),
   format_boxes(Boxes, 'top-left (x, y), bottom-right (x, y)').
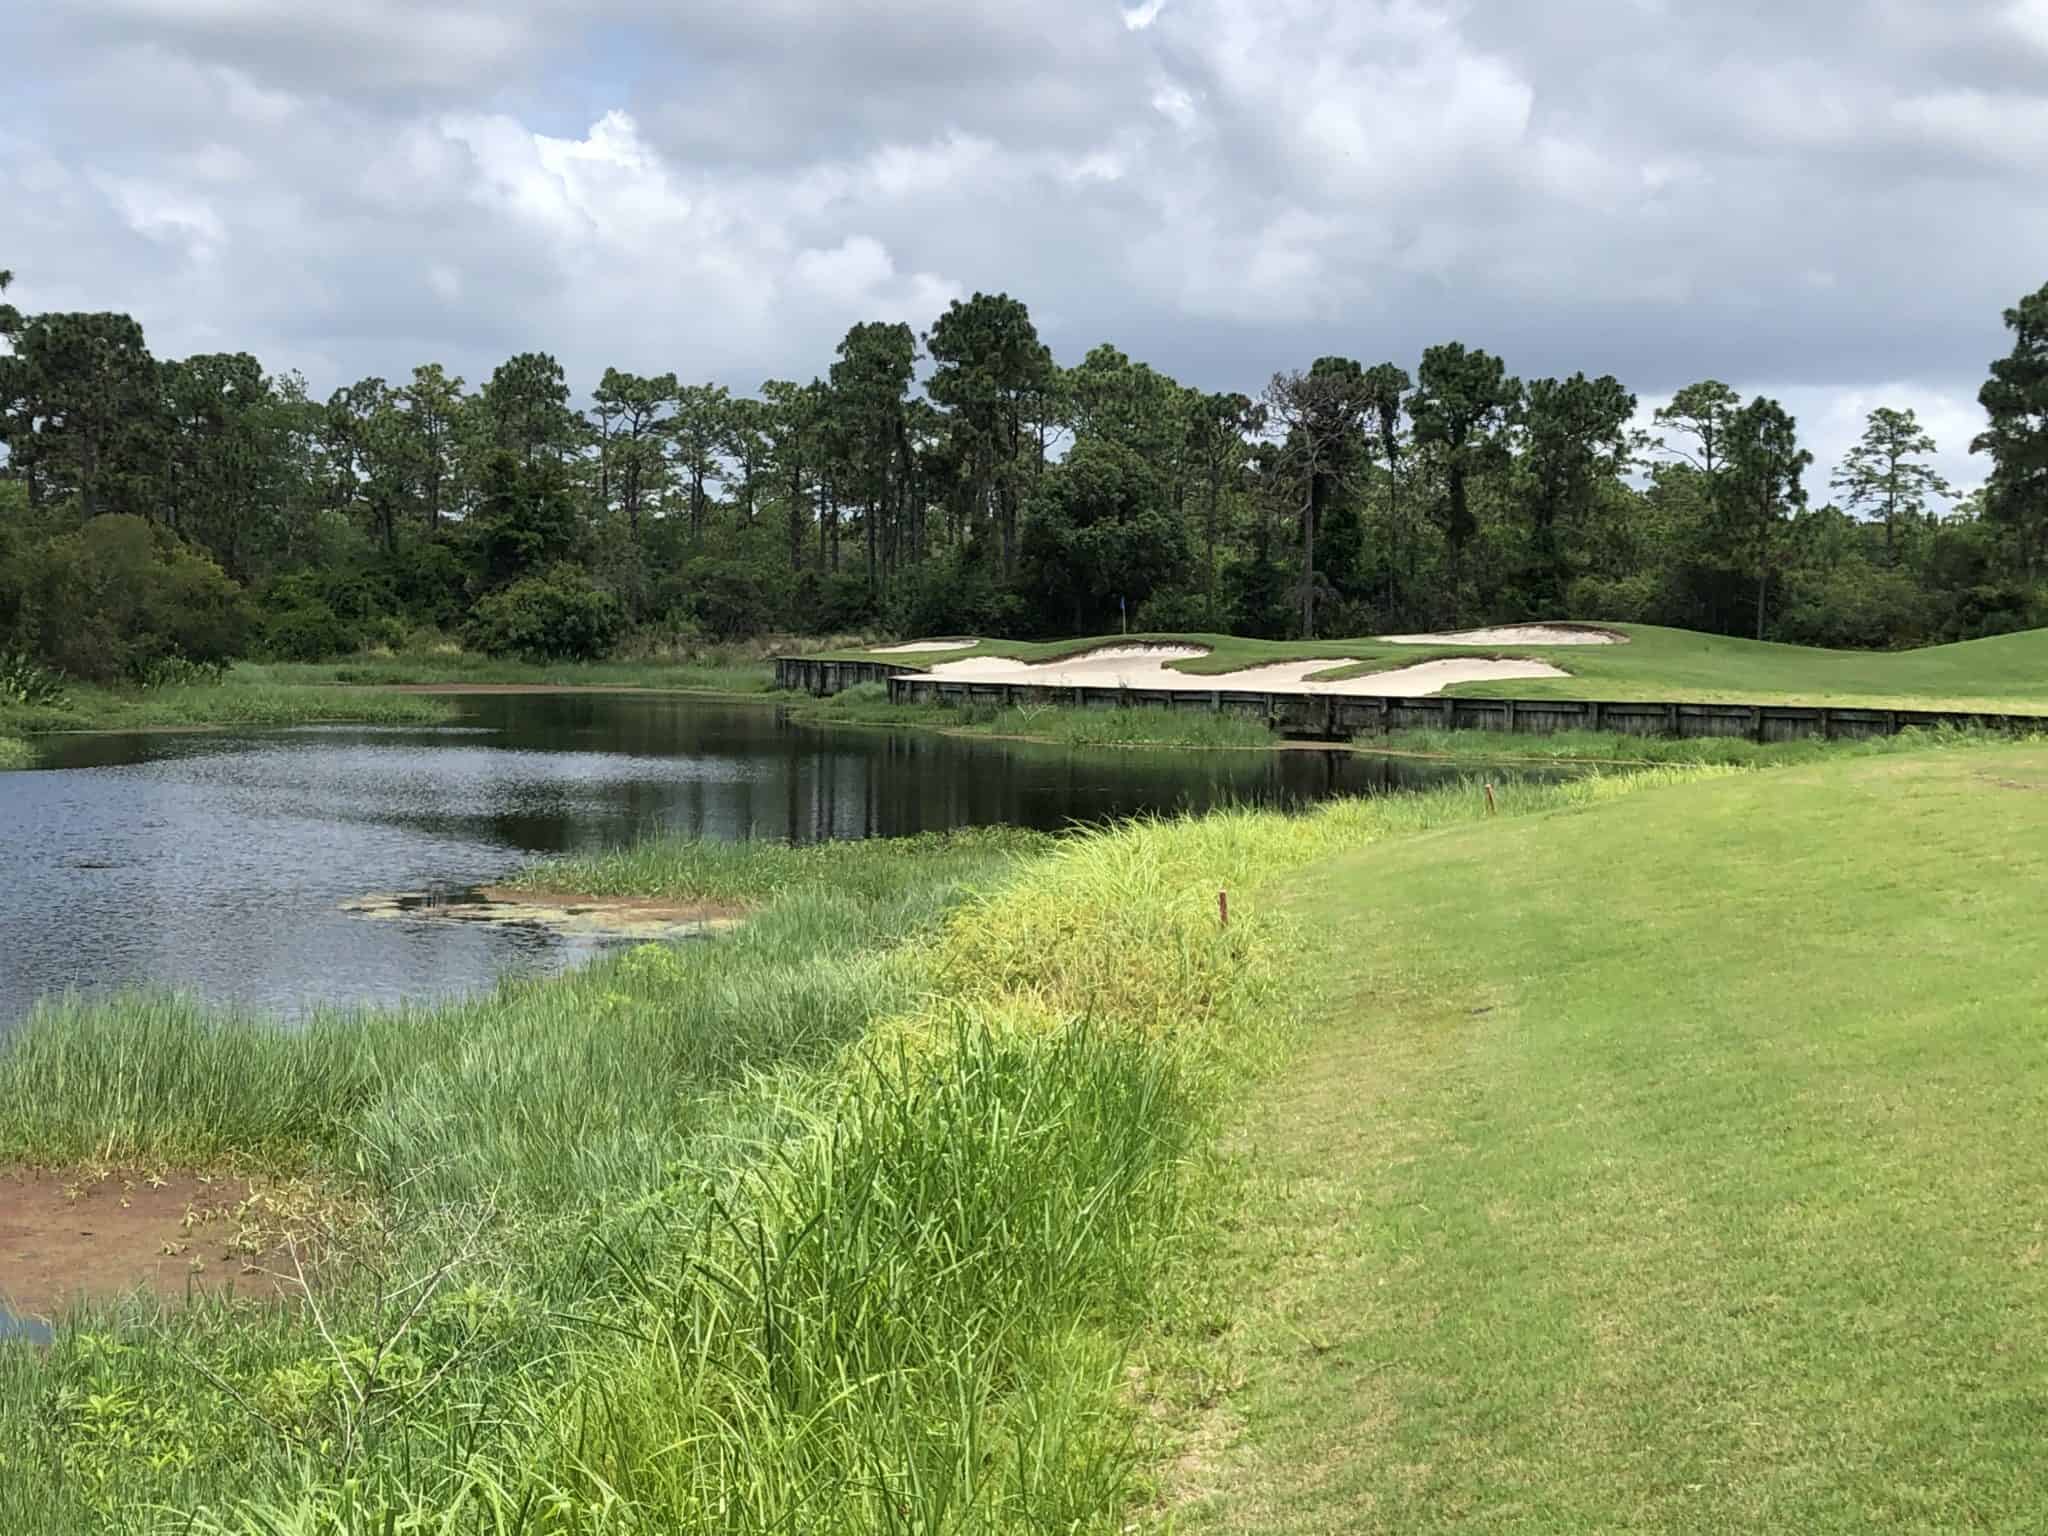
top-left (921, 646), bottom-right (1568, 695)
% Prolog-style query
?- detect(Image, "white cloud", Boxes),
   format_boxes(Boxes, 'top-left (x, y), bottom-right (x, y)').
top-left (0, 0), bottom-right (2036, 447)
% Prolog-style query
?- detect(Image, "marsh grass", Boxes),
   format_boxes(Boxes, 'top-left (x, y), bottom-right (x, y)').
top-left (798, 685), bottom-right (1279, 749)
top-left (240, 633), bottom-right (870, 694)
top-left (0, 773), bottom-right (1720, 1533)
top-left (1, 682), bottom-right (456, 734)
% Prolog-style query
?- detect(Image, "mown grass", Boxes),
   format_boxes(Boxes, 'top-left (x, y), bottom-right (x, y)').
top-left (0, 681), bottom-right (457, 735)
top-left (827, 622), bottom-right (2048, 714)
top-left (0, 767), bottom-right (1710, 1532)
top-left (1174, 741), bottom-right (2048, 1533)
top-left (795, 682), bottom-right (1279, 749)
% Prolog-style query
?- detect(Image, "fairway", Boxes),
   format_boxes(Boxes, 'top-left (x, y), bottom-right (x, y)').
top-left (1180, 745), bottom-right (2048, 1531)
top-left (821, 624), bottom-right (2048, 714)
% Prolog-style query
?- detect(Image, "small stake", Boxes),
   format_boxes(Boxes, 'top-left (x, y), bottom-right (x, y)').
top-left (1484, 782), bottom-right (1497, 816)
top-left (1218, 889), bottom-right (1229, 928)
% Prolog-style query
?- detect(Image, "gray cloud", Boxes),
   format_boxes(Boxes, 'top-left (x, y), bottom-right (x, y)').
top-left (4, 0), bottom-right (2041, 491)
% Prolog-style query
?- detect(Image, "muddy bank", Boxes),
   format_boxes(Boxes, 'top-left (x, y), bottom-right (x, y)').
top-left (344, 886), bottom-right (741, 942)
top-left (0, 1169), bottom-right (315, 1333)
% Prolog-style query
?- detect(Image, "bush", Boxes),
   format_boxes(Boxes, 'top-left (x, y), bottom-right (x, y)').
top-left (1131, 585), bottom-right (1221, 633)
top-left (468, 563), bottom-right (624, 661)
top-left (3, 515), bottom-right (249, 682)
top-left (261, 599), bottom-right (360, 662)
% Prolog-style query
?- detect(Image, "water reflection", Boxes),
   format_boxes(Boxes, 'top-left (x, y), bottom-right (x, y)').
top-left (2, 694), bottom-right (1498, 1027)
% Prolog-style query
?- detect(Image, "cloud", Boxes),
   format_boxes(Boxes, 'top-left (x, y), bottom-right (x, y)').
top-left (0, 0), bottom-right (2039, 495)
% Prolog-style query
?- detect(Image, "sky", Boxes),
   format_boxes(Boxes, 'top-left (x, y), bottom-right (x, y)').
top-left (5, 0), bottom-right (2043, 496)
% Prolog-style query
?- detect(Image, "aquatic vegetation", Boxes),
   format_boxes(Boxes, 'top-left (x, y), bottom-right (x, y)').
top-left (0, 681), bottom-right (456, 733)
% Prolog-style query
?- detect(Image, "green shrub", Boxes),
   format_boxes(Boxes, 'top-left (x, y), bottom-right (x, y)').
top-left (132, 654), bottom-right (227, 690)
top-left (2, 514), bottom-right (248, 682)
top-left (260, 599), bottom-right (359, 661)
top-left (467, 563), bottom-right (624, 661)
top-left (0, 652), bottom-right (68, 707)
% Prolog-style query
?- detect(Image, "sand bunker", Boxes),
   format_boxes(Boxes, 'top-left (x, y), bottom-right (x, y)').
top-left (922, 645), bottom-right (1566, 696)
top-left (871, 638), bottom-right (979, 654)
top-left (1378, 624), bottom-right (1625, 646)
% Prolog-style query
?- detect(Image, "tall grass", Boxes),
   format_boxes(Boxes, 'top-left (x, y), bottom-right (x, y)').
top-left (1, 682), bottom-right (456, 734)
top-left (241, 633), bottom-right (874, 694)
top-left (1364, 721), bottom-right (2023, 766)
top-left (0, 770), bottom-right (1721, 1533)
top-left (799, 684), bottom-right (1279, 749)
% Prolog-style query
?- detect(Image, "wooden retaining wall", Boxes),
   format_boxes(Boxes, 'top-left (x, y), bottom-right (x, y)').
top-left (877, 672), bottom-right (2041, 744)
top-left (775, 657), bottom-right (912, 696)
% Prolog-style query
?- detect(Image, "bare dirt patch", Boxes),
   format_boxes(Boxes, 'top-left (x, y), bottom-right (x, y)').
top-left (343, 887), bottom-right (741, 942)
top-left (0, 1168), bottom-right (317, 1324)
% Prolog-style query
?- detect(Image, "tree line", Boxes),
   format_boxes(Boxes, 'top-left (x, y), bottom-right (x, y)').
top-left (4, 261), bottom-right (2048, 679)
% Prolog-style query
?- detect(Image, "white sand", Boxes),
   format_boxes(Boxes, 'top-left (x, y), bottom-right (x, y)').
top-left (1378, 624), bottom-right (1625, 646)
top-left (871, 638), bottom-right (980, 654)
top-left (922, 645), bottom-right (1567, 696)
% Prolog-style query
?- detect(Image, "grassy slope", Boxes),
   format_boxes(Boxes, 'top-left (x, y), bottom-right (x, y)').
top-left (823, 623), bottom-right (2048, 714)
top-left (1178, 744), bottom-right (2048, 1532)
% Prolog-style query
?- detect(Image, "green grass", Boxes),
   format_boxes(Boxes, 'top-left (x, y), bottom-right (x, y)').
top-left (827, 623), bottom-right (2048, 714)
top-left (0, 681), bottom-right (457, 734)
top-left (0, 768), bottom-right (1705, 1533)
top-left (1364, 721), bottom-right (2021, 767)
top-left (0, 736), bottom-right (35, 769)
top-left (12, 740), bottom-right (2034, 1532)
top-left (1171, 742), bottom-right (2048, 1533)
top-left (241, 632), bottom-right (866, 695)
top-left (795, 682), bottom-right (1280, 749)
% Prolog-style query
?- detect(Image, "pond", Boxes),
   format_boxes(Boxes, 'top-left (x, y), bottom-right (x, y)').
top-left (0, 693), bottom-right (1496, 1030)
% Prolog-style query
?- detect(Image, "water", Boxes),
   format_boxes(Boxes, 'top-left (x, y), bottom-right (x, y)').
top-left (0, 693), bottom-right (1484, 1028)
top-left (0, 1306), bottom-right (52, 1345)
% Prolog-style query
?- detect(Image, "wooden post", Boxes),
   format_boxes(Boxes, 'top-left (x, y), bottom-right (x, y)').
top-left (1218, 889), bottom-right (1229, 928)
top-left (1484, 782), bottom-right (1496, 815)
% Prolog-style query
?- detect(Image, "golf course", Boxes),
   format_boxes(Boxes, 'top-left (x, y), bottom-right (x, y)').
top-left (4, 625), bottom-right (2048, 1531)
top-left (815, 621), bottom-right (2048, 714)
